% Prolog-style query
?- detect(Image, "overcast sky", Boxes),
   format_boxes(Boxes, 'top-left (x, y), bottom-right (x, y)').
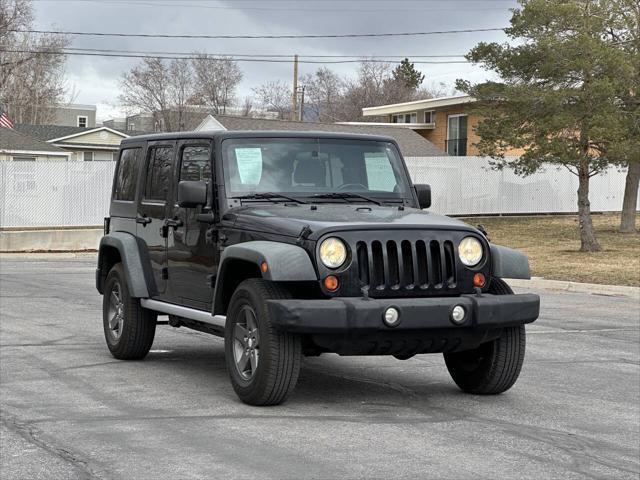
top-left (32, 0), bottom-right (519, 121)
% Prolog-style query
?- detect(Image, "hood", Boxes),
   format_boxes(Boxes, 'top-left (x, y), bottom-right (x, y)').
top-left (224, 203), bottom-right (477, 240)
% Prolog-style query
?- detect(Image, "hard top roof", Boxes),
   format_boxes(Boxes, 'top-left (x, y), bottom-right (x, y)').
top-left (120, 130), bottom-right (398, 146)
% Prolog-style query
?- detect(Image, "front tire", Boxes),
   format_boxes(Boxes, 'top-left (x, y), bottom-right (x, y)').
top-left (225, 279), bottom-right (302, 406)
top-left (444, 278), bottom-right (526, 394)
top-left (103, 263), bottom-right (156, 360)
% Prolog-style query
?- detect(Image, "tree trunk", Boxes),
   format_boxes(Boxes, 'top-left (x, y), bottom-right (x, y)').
top-left (620, 161), bottom-right (640, 233)
top-left (577, 162), bottom-right (601, 252)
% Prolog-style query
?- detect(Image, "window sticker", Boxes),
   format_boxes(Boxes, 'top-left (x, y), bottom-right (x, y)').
top-left (235, 147), bottom-right (263, 185)
top-left (364, 152), bottom-right (396, 192)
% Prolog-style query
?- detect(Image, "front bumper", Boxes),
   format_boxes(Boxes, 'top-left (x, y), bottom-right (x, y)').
top-left (267, 293), bottom-right (540, 334)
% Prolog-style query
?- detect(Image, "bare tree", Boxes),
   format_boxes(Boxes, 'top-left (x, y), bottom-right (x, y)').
top-left (301, 67), bottom-right (344, 122)
top-left (120, 57), bottom-right (195, 132)
top-left (240, 96), bottom-right (253, 117)
top-left (191, 55), bottom-right (243, 115)
top-left (336, 60), bottom-right (426, 121)
top-left (167, 58), bottom-right (193, 130)
top-left (0, 0), bottom-right (69, 124)
top-left (252, 80), bottom-right (291, 119)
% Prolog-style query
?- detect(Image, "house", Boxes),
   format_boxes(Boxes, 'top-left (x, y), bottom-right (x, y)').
top-left (347, 95), bottom-right (522, 157)
top-left (13, 125), bottom-right (128, 161)
top-left (51, 104), bottom-right (97, 128)
top-left (0, 128), bottom-right (71, 161)
top-left (103, 107), bottom-right (279, 135)
top-left (194, 114), bottom-right (445, 157)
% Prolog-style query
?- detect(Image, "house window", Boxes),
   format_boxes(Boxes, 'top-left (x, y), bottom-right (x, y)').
top-left (77, 116), bottom-right (88, 128)
top-left (391, 113), bottom-right (418, 124)
top-left (446, 114), bottom-right (468, 156)
top-left (83, 151), bottom-right (94, 161)
top-left (128, 122), bottom-right (135, 131)
top-left (424, 111), bottom-right (435, 124)
top-left (93, 152), bottom-right (113, 161)
top-left (12, 156), bottom-right (36, 161)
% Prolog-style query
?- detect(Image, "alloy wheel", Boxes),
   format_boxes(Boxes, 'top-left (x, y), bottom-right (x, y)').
top-left (233, 305), bottom-right (260, 380)
top-left (107, 281), bottom-right (125, 341)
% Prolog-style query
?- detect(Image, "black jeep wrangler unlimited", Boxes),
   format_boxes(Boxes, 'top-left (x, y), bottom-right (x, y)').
top-left (96, 131), bottom-right (539, 405)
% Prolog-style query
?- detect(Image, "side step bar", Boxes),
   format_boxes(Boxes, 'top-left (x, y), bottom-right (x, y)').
top-left (140, 299), bottom-right (226, 328)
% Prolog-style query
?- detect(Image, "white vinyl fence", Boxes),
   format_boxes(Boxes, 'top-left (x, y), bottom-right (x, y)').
top-left (1, 161), bottom-right (115, 228)
top-left (405, 156), bottom-right (632, 216)
top-left (0, 158), bottom-right (635, 228)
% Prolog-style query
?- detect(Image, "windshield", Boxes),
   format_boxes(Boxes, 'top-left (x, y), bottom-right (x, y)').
top-left (222, 137), bottom-right (412, 202)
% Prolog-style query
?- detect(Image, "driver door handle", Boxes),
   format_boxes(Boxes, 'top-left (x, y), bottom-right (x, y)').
top-left (136, 214), bottom-right (152, 226)
top-left (164, 218), bottom-right (183, 229)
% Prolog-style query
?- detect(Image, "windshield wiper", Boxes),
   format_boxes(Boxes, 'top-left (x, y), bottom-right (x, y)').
top-left (232, 192), bottom-right (307, 204)
top-left (310, 192), bottom-right (385, 206)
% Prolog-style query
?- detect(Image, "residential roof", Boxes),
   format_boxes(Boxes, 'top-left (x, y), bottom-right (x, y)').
top-left (209, 115), bottom-right (445, 157)
top-left (0, 128), bottom-right (67, 153)
top-left (362, 95), bottom-right (475, 117)
top-left (14, 124), bottom-right (130, 141)
top-left (14, 124), bottom-right (95, 141)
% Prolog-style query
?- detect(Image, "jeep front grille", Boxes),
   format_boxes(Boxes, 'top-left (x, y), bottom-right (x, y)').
top-left (355, 239), bottom-right (456, 292)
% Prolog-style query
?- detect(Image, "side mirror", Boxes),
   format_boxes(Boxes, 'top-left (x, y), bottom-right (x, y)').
top-left (414, 184), bottom-right (431, 209)
top-left (178, 180), bottom-right (207, 208)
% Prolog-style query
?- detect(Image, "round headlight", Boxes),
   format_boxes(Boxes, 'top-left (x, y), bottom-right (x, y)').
top-left (319, 237), bottom-right (347, 269)
top-left (458, 236), bottom-right (484, 267)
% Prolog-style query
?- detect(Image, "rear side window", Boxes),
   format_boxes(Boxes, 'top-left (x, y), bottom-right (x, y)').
top-left (179, 145), bottom-right (211, 182)
top-left (114, 148), bottom-right (141, 201)
top-left (144, 146), bottom-right (174, 201)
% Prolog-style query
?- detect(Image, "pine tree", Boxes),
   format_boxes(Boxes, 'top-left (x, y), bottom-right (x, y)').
top-left (392, 58), bottom-right (425, 90)
top-left (457, 0), bottom-right (631, 252)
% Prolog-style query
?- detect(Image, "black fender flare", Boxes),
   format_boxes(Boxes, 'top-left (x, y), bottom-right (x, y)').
top-left (96, 232), bottom-right (154, 298)
top-left (490, 244), bottom-right (531, 280)
top-left (212, 241), bottom-right (317, 315)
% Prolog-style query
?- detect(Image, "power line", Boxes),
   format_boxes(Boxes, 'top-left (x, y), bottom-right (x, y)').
top-left (1, 49), bottom-right (472, 64)
top-left (51, 46), bottom-right (469, 58)
top-left (30, 0), bottom-right (516, 2)
top-left (29, 0), bottom-right (514, 12)
top-left (8, 27), bottom-right (506, 40)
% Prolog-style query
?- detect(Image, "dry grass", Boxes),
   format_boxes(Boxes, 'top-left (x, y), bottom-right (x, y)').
top-left (460, 214), bottom-right (640, 287)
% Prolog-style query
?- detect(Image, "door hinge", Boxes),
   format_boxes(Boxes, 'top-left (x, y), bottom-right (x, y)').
top-left (161, 267), bottom-right (169, 280)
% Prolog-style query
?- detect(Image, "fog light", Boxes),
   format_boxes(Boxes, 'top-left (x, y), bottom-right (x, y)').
top-left (451, 305), bottom-right (466, 324)
top-left (324, 275), bottom-right (339, 291)
top-left (383, 307), bottom-right (400, 327)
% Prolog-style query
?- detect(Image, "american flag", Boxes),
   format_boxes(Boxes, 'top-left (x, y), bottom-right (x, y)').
top-left (0, 105), bottom-right (14, 129)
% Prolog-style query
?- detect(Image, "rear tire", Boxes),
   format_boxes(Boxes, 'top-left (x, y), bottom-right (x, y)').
top-left (103, 263), bottom-right (156, 360)
top-left (444, 278), bottom-right (526, 394)
top-left (225, 279), bottom-right (302, 406)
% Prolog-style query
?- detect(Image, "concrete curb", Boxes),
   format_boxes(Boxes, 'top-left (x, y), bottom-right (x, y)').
top-left (507, 277), bottom-right (640, 299)
top-left (0, 229), bottom-right (102, 252)
top-left (0, 252), bottom-right (97, 260)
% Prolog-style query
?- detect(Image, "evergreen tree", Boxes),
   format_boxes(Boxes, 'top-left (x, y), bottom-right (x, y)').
top-left (457, 0), bottom-right (631, 252)
top-left (392, 58), bottom-right (425, 90)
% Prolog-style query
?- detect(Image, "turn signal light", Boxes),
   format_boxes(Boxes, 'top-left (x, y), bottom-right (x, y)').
top-left (260, 261), bottom-right (268, 274)
top-left (473, 273), bottom-right (486, 287)
top-left (324, 275), bottom-right (339, 291)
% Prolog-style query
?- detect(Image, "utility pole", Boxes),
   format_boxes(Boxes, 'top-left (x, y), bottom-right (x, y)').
top-left (299, 85), bottom-right (306, 122)
top-left (291, 54), bottom-right (298, 121)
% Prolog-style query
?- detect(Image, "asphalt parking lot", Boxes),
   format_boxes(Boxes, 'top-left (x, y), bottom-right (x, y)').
top-left (1, 255), bottom-right (639, 480)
